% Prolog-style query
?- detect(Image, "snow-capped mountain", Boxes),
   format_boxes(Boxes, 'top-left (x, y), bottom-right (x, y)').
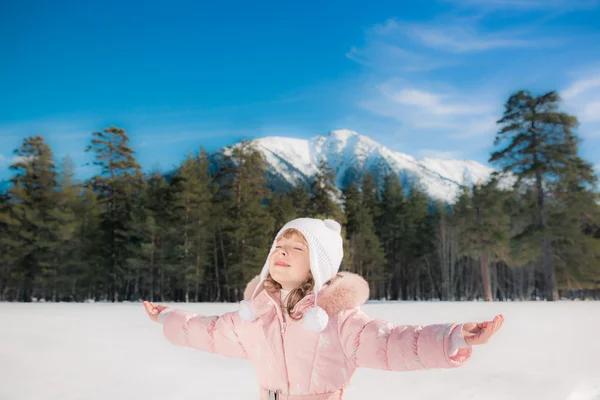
top-left (217, 129), bottom-right (496, 203)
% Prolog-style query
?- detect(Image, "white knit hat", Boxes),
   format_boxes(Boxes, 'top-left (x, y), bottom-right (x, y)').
top-left (239, 217), bottom-right (344, 332)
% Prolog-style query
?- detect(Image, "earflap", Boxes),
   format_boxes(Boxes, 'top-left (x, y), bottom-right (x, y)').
top-left (308, 235), bottom-right (322, 293)
top-left (239, 236), bottom-right (276, 323)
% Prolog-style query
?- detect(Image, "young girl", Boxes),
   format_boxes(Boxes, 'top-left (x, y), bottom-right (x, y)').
top-left (143, 217), bottom-right (504, 400)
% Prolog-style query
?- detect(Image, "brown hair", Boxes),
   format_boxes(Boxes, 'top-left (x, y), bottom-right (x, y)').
top-left (263, 228), bottom-right (343, 319)
top-left (264, 273), bottom-right (315, 320)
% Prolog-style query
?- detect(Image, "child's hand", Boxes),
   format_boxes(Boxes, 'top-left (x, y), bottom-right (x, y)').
top-left (143, 301), bottom-right (168, 322)
top-left (462, 314), bottom-right (504, 345)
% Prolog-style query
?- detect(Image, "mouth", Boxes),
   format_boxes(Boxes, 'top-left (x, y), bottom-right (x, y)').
top-left (274, 261), bottom-right (291, 267)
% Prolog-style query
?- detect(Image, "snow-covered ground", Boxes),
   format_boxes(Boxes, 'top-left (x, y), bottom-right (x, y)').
top-left (1, 300), bottom-right (599, 400)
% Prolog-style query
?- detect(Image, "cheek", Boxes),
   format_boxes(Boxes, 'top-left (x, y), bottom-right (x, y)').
top-left (267, 253), bottom-right (278, 272)
top-left (298, 254), bottom-right (311, 273)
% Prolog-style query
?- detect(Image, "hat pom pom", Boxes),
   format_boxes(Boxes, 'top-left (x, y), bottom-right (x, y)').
top-left (239, 300), bottom-right (257, 322)
top-left (323, 219), bottom-right (341, 234)
top-left (303, 306), bottom-right (329, 332)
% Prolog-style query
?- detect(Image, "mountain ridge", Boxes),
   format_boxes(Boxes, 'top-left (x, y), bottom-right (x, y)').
top-left (215, 129), bottom-right (496, 203)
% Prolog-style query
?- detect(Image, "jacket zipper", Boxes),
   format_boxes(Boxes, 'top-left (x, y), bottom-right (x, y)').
top-left (267, 291), bottom-right (291, 395)
top-left (281, 319), bottom-right (289, 394)
top-left (267, 291), bottom-right (315, 396)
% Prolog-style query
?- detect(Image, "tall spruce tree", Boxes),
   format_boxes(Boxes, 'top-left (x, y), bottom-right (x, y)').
top-left (268, 192), bottom-right (299, 230)
top-left (402, 184), bottom-right (433, 300)
top-left (490, 90), bottom-right (598, 300)
top-left (548, 162), bottom-right (600, 290)
top-left (310, 159), bottom-right (343, 221)
top-left (130, 171), bottom-right (167, 301)
top-left (0, 187), bottom-right (18, 300)
top-left (343, 176), bottom-right (385, 297)
top-left (361, 172), bottom-right (381, 225)
top-left (343, 182), bottom-right (361, 238)
top-left (3, 137), bottom-right (60, 301)
top-left (85, 126), bottom-right (143, 301)
top-left (378, 174), bottom-right (406, 299)
top-left (288, 180), bottom-right (311, 218)
top-left (451, 179), bottom-right (510, 301)
top-left (434, 202), bottom-right (459, 301)
top-left (73, 184), bottom-right (102, 301)
top-left (171, 149), bottom-right (213, 302)
top-left (50, 155), bottom-right (81, 301)
top-left (217, 141), bottom-right (274, 299)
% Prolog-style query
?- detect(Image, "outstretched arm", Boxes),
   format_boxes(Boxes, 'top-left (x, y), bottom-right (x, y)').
top-left (143, 301), bottom-right (248, 359)
top-left (338, 309), bottom-right (503, 372)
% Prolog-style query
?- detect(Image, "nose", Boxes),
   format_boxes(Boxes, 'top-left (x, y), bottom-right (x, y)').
top-left (276, 246), bottom-right (288, 255)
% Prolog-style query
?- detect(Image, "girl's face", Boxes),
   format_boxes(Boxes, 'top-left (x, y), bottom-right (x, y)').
top-left (268, 232), bottom-right (310, 291)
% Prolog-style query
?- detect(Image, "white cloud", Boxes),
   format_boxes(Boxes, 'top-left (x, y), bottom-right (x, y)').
top-left (370, 19), bottom-right (550, 54)
top-left (360, 80), bottom-right (499, 141)
top-left (581, 101), bottom-right (600, 123)
top-left (561, 72), bottom-right (600, 100)
top-left (346, 43), bottom-right (455, 72)
top-left (560, 70), bottom-right (600, 140)
top-left (349, 7), bottom-right (597, 164)
top-left (359, 69), bottom-right (600, 145)
top-left (12, 155), bottom-right (34, 164)
top-left (451, 117), bottom-right (500, 139)
top-left (389, 88), bottom-right (492, 116)
top-left (404, 24), bottom-right (534, 53)
top-left (0, 154), bottom-right (34, 167)
top-left (347, 14), bottom-right (522, 152)
top-left (392, 89), bottom-right (440, 108)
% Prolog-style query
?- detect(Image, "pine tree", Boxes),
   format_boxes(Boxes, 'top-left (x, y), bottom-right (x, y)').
top-left (343, 176), bottom-right (385, 297)
top-left (289, 180), bottom-right (311, 217)
top-left (217, 141), bottom-right (274, 299)
top-left (548, 163), bottom-right (600, 291)
top-left (268, 178), bottom-right (312, 229)
top-left (0, 189), bottom-right (18, 300)
top-left (406, 184), bottom-right (436, 300)
top-left (451, 179), bottom-right (511, 301)
top-left (490, 90), bottom-right (598, 300)
top-left (434, 202), bottom-right (458, 300)
top-left (310, 159), bottom-right (343, 221)
top-left (126, 173), bottom-right (152, 301)
top-left (209, 196), bottom-right (228, 301)
top-left (73, 185), bottom-right (102, 301)
top-left (131, 170), bottom-right (171, 302)
top-left (361, 172), bottom-right (381, 225)
top-left (49, 155), bottom-right (80, 301)
top-left (85, 126), bottom-right (143, 301)
top-left (268, 192), bottom-right (298, 231)
top-left (343, 182), bottom-right (361, 238)
top-left (171, 149), bottom-right (213, 302)
top-left (378, 174), bottom-right (406, 300)
top-left (3, 137), bottom-right (60, 301)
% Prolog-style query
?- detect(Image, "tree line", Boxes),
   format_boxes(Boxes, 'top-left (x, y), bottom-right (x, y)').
top-left (1, 90), bottom-right (599, 303)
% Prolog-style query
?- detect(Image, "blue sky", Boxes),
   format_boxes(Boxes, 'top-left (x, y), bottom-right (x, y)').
top-left (1, 0), bottom-right (600, 182)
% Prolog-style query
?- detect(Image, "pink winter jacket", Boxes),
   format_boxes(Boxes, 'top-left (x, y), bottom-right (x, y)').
top-left (158, 272), bottom-right (472, 399)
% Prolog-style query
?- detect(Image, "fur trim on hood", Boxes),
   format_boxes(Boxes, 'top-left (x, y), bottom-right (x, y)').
top-left (243, 271), bottom-right (370, 314)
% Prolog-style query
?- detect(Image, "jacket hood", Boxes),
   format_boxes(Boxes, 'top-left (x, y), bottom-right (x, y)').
top-left (243, 271), bottom-right (370, 314)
